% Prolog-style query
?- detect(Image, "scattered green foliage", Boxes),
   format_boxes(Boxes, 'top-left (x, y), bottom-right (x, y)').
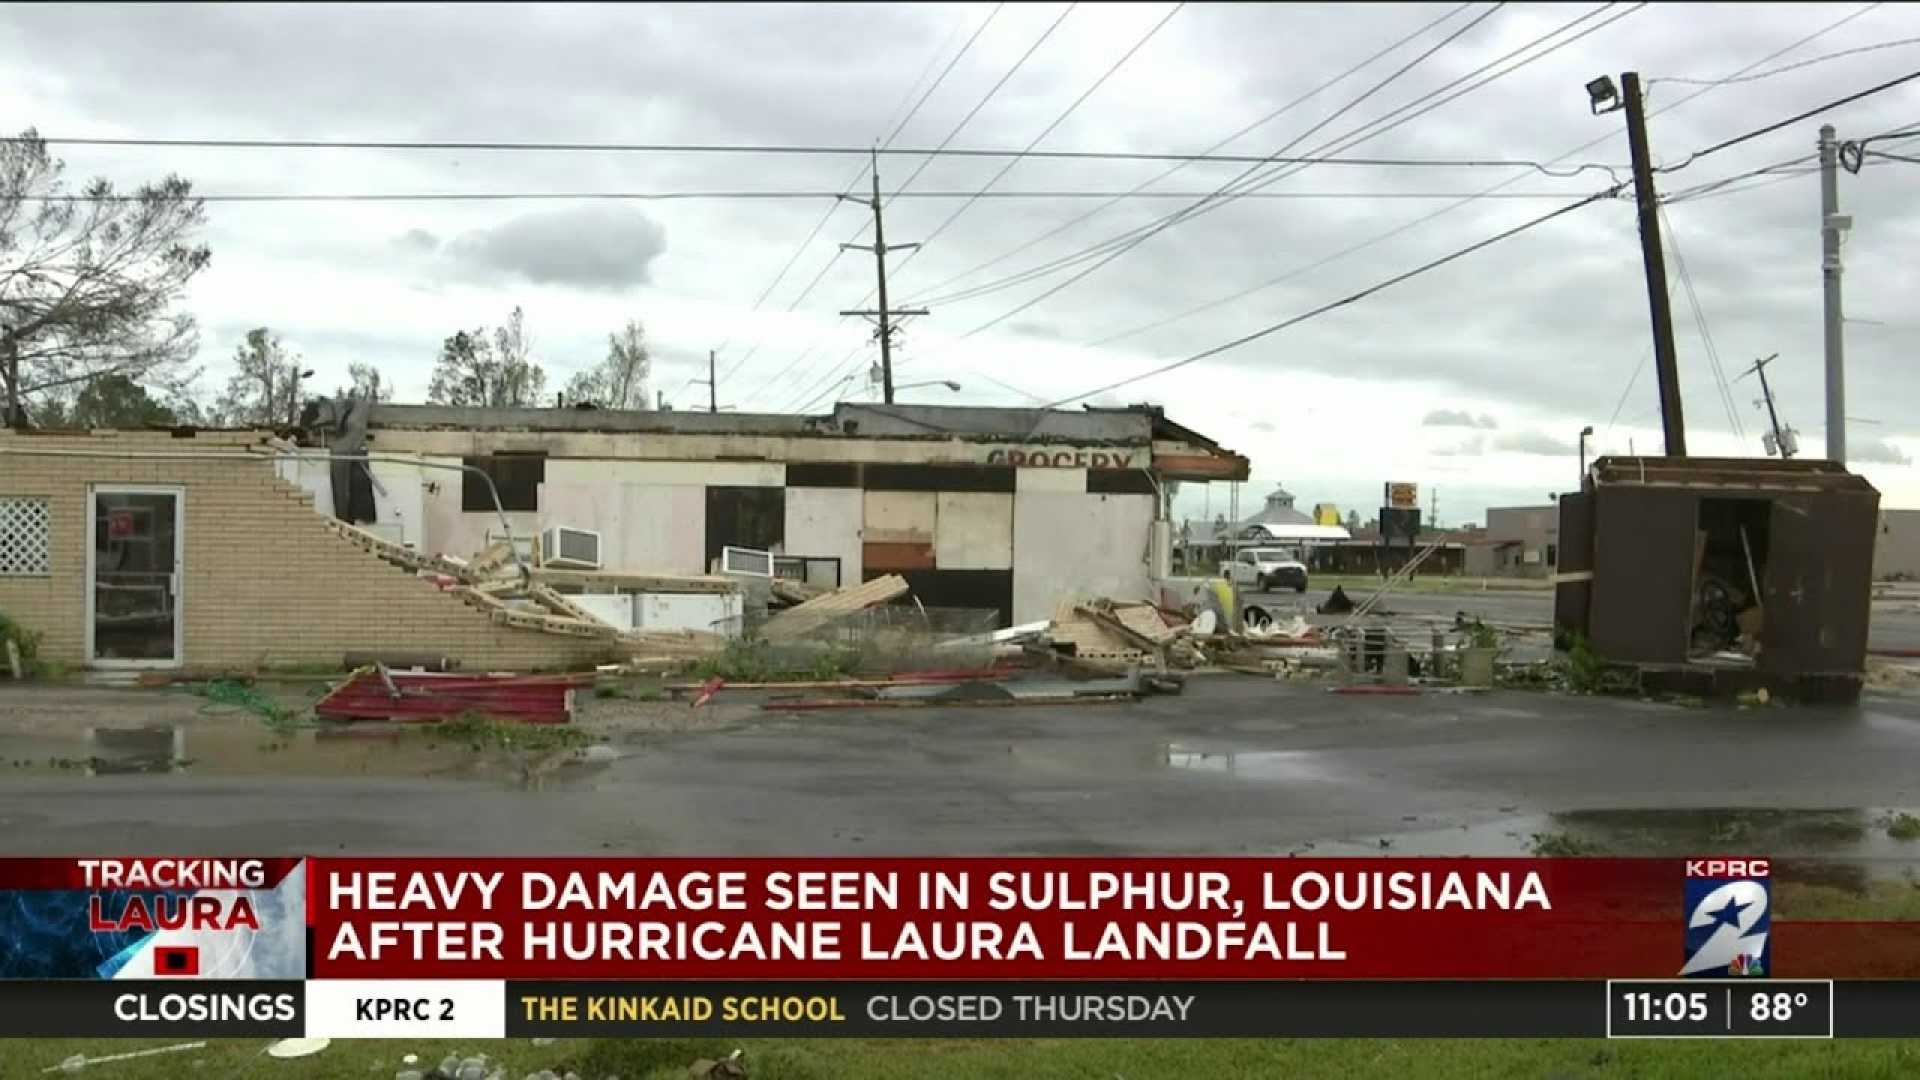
top-left (0, 610), bottom-right (44, 675)
top-left (1559, 633), bottom-right (1639, 696)
top-left (1882, 812), bottom-right (1920, 841)
top-left (426, 712), bottom-right (590, 754)
top-left (192, 679), bottom-right (303, 730)
top-left (1458, 617), bottom-right (1502, 651)
top-left (687, 642), bottom-right (860, 683)
top-left (1529, 831), bottom-right (1607, 857)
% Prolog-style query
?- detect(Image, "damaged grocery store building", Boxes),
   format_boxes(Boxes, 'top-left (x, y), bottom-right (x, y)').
top-left (0, 401), bottom-right (1246, 672)
top-left (306, 400), bottom-right (1249, 626)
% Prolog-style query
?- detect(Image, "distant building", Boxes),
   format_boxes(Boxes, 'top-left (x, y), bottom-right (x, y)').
top-left (1466, 504), bottom-right (1559, 578)
top-left (1877, 508), bottom-right (1920, 580)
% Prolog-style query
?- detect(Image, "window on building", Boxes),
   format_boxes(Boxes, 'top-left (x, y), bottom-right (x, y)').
top-left (462, 453), bottom-right (546, 512)
top-left (0, 497), bottom-right (51, 576)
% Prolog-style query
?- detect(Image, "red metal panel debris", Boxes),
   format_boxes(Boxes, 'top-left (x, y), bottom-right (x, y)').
top-left (314, 670), bottom-right (585, 724)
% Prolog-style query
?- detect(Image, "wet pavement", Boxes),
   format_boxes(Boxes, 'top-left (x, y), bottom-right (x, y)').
top-left (4, 677), bottom-right (1920, 868)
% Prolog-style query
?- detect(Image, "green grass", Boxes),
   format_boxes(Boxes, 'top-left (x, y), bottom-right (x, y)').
top-left (5, 1037), bottom-right (1919, 1080)
top-left (419, 712), bottom-right (593, 754)
top-left (1883, 812), bottom-right (1920, 841)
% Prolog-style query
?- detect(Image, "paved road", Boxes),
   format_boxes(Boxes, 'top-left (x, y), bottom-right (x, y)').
top-left (1240, 584), bottom-right (1920, 652)
top-left (4, 679), bottom-right (1918, 859)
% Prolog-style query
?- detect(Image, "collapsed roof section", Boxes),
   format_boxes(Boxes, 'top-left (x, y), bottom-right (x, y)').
top-left (308, 399), bottom-right (1250, 482)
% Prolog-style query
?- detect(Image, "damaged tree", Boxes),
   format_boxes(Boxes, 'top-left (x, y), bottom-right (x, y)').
top-left (0, 128), bottom-right (210, 429)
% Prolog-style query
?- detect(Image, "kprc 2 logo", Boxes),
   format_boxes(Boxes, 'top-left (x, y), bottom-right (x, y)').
top-left (1682, 858), bottom-right (1770, 977)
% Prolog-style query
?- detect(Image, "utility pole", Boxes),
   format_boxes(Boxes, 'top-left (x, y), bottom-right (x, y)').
top-left (1743, 353), bottom-right (1793, 459)
top-left (691, 348), bottom-right (720, 413)
top-left (840, 149), bottom-right (926, 404)
top-left (1819, 124), bottom-right (1849, 466)
top-left (1619, 72), bottom-right (1687, 457)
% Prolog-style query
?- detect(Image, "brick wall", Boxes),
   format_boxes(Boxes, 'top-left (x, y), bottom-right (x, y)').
top-left (0, 438), bottom-right (608, 671)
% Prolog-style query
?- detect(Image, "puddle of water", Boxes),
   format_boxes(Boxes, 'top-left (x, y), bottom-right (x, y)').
top-left (1165, 745), bottom-right (1338, 784)
top-left (1309, 808), bottom-right (1920, 884)
top-left (0, 719), bottom-right (626, 787)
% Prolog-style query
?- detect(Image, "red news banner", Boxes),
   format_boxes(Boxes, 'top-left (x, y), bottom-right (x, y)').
top-left (307, 858), bottom-right (1920, 979)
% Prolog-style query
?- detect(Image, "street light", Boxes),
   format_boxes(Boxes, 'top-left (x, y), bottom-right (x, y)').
top-left (1585, 75), bottom-right (1619, 115)
top-left (1578, 425), bottom-right (1594, 486)
top-left (893, 380), bottom-right (961, 394)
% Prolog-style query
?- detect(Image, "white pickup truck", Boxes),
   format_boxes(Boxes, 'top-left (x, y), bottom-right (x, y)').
top-left (1223, 547), bottom-right (1309, 593)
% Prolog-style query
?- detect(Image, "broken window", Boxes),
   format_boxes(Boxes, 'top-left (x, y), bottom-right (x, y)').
top-left (462, 452), bottom-right (546, 512)
top-left (1692, 497), bottom-right (1770, 658)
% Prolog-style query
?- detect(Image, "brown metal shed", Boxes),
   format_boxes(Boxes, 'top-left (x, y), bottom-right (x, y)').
top-left (1554, 456), bottom-right (1878, 702)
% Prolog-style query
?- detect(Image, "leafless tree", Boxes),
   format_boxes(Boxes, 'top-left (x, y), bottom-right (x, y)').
top-left (565, 318), bottom-right (650, 409)
top-left (212, 327), bottom-right (307, 427)
top-left (427, 306), bottom-right (546, 407)
top-left (1, 128), bottom-right (210, 427)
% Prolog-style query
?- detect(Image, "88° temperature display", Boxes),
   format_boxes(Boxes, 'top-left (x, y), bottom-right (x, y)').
top-left (1608, 980), bottom-right (1832, 1038)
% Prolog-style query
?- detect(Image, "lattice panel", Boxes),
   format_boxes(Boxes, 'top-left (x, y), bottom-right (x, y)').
top-left (0, 497), bottom-right (51, 576)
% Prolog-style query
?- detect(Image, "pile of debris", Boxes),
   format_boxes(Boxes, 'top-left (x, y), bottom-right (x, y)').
top-left (1039, 598), bottom-right (1209, 672)
top-left (324, 520), bottom-right (732, 662)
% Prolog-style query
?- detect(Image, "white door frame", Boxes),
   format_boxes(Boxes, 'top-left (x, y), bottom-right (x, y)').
top-left (85, 484), bottom-right (185, 669)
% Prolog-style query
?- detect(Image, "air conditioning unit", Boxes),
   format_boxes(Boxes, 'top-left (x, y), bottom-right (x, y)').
top-left (720, 545), bottom-right (773, 578)
top-left (539, 526), bottom-right (602, 570)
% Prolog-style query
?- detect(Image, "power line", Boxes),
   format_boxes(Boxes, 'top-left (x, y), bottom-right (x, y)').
top-left (1071, 3), bottom-right (1649, 347)
top-left (28, 188), bottom-right (1611, 204)
top-left (1653, 36), bottom-right (1920, 86)
top-left (929, 1), bottom-right (1634, 328)
top-left (1660, 203), bottom-right (1745, 440)
top-left (890, 2), bottom-right (1482, 304)
top-left (708, 4), bottom-right (986, 381)
top-left (761, 2), bottom-right (1080, 407)
top-left (913, 1), bottom-right (1522, 314)
top-left (827, 1), bottom-right (1509, 405)
top-left (894, 2), bottom-right (1185, 278)
top-left (1088, 2), bottom-right (1878, 357)
top-left (6, 137), bottom-right (1608, 170)
top-left (1658, 67), bottom-right (1920, 173)
top-left (921, 2), bottom-right (1638, 313)
top-left (1041, 186), bottom-right (1622, 408)
top-left (724, 4), bottom-right (1008, 406)
top-left (881, 2), bottom-right (1079, 208)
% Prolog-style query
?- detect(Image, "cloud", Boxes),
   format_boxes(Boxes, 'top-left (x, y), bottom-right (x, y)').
top-left (447, 206), bottom-right (667, 291)
top-left (1433, 435), bottom-right (1486, 457)
top-left (1493, 431), bottom-right (1578, 456)
top-left (1249, 420), bottom-right (1276, 433)
top-left (1422, 409), bottom-right (1497, 429)
top-left (1852, 437), bottom-right (1912, 466)
top-left (394, 228), bottom-right (440, 253)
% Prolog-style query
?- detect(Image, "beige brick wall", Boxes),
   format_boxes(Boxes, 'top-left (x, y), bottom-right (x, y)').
top-left (0, 438), bottom-right (608, 671)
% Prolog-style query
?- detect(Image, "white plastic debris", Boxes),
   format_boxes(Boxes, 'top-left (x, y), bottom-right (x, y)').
top-left (267, 1038), bottom-right (331, 1059)
top-left (402, 1054), bottom-right (419, 1066)
top-left (44, 1043), bottom-right (207, 1074)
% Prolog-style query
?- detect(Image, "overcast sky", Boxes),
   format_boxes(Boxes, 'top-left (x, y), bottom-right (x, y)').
top-left (6, 1), bottom-right (1919, 523)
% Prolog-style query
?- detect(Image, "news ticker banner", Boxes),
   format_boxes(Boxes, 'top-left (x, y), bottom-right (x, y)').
top-left (8, 977), bottom-right (1920, 1039)
top-left (3, 855), bottom-right (1920, 1037)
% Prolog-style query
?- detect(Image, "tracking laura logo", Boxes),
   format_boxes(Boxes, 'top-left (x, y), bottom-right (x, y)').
top-left (1682, 858), bottom-right (1770, 978)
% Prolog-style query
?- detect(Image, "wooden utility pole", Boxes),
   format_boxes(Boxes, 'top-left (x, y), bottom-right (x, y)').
top-left (840, 149), bottom-right (926, 404)
top-left (1620, 72), bottom-right (1686, 457)
top-left (708, 348), bottom-right (717, 413)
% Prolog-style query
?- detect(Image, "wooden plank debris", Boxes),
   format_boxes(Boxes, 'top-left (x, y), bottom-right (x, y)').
top-left (761, 574), bottom-right (910, 641)
top-left (532, 568), bottom-right (740, 594)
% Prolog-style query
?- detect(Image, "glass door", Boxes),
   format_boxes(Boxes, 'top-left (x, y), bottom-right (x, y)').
top-left (87, 487), bottom-right (183, 667)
